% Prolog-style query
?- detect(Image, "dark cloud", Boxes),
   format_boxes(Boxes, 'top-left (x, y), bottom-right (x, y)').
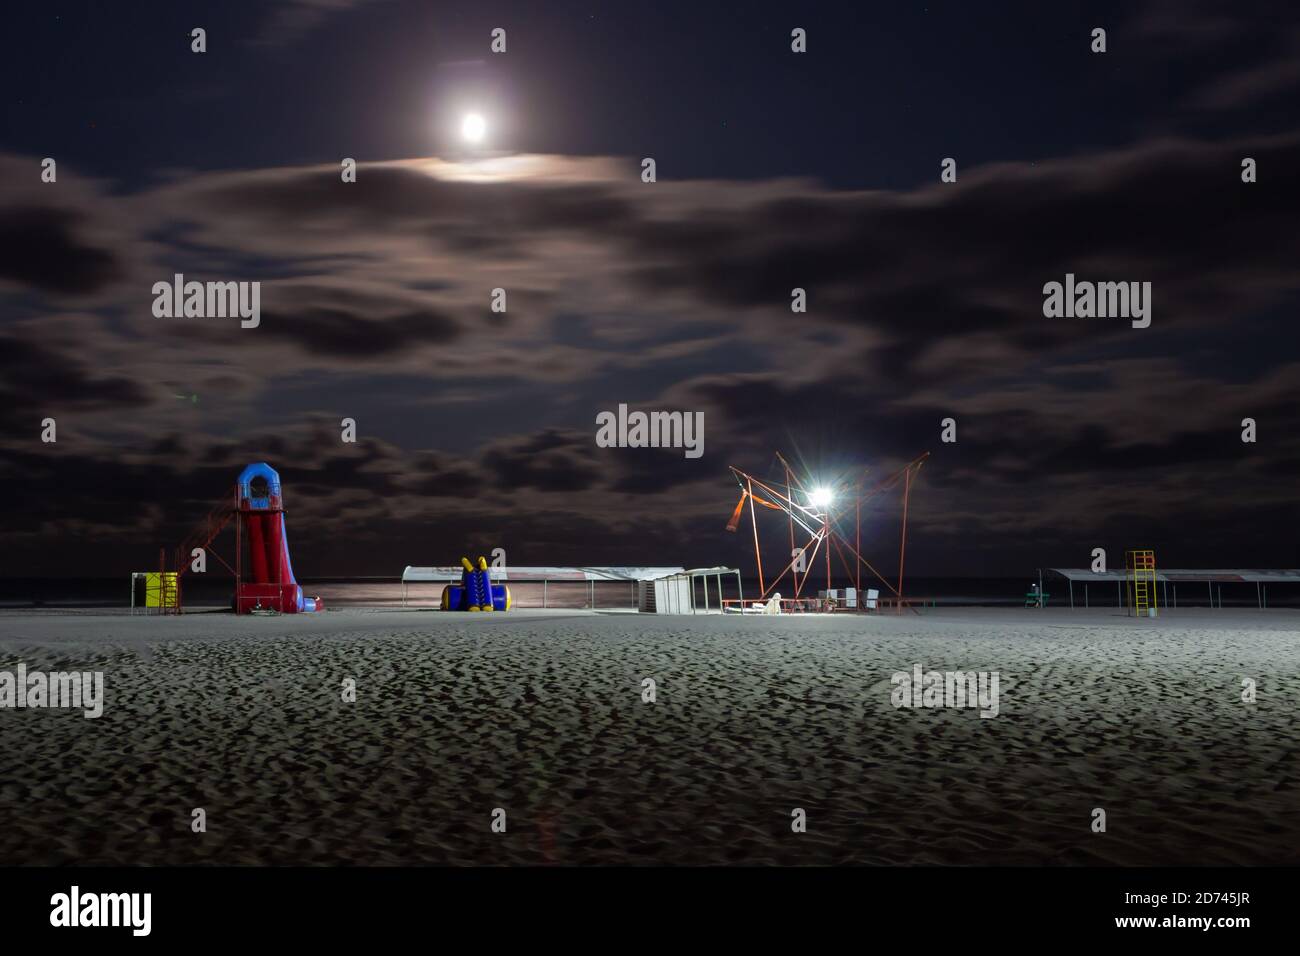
top-left (0, 206), bottom-right (120, 296)
top-left (2, 125), bottom-right (1299, 575)
top-left (0, 335), bottom-right (151, 441)
top-left (625, 134), bottom-right (1300, 389)
top-left (250, 307), bottom-right (461, 357)
top-left (481, 429), bottom-right (598, 493)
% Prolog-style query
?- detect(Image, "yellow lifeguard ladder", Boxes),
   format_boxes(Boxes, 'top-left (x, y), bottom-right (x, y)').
top-left (1125, 550), bottom-right (1157, 618)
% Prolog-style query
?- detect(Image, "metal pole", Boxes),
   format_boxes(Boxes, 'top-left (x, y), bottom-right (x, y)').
top-left (824, 512), bottom-right (831, 598)
top-left (235, 506), bottom-right (242, 614)
top-left (747, 479), bottom-right (765, 596)
top-left (786, 465), bottom-right (798, 598)
top-left (543, 578), bottom-right (547, 608)
top-left (278, 510), bottom-right (284, 612)
top-left (736, 570), bottom-right (743, 613)
top-left (1069, 579), bottom-right (1074, 609)
top-left (897, 466), bottom-right (912, 614)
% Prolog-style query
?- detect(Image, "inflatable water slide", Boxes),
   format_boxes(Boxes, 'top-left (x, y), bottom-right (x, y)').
top-left (441, 556), bottom-right (511, 611)
top-left (235, 462), bottom-right (321, 614)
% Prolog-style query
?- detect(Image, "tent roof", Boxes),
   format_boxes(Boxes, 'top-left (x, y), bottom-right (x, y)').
top-left (1047, 568), bottom-right (1300, 584)
top-left (402, 566), bottom-right (686, 583)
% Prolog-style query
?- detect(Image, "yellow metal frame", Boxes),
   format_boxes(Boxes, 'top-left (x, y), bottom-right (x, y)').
top-left (141, 572), bottom-right (179, 610)
top-left (1125, 550), bottom-right (1157, 617)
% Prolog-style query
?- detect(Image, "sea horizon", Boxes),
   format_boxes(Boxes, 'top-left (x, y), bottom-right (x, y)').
top-left (3, 575), bottom-right (1295, 609)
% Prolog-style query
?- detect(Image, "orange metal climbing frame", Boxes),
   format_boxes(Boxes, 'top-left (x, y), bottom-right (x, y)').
top-left (724, 451), bottom-right (929, 613)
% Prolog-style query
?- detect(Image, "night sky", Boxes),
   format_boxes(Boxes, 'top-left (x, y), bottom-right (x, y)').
top-left (2, 0), bottom-right (1297, 579)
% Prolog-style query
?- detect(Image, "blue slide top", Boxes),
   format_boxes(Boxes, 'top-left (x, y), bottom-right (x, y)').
top-left (237, 462), bottom-right (282, 509)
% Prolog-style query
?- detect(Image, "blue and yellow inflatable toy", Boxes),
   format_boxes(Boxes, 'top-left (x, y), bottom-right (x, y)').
top-left (441, 556), bottom-right (511, 612)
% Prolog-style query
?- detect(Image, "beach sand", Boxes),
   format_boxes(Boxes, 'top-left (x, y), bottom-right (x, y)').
top-left (0, 607), bottom-right (1295, 865)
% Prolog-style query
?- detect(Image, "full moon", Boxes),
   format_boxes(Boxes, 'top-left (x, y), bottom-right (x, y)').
top-left (460, 112), bottom-right (487, 143)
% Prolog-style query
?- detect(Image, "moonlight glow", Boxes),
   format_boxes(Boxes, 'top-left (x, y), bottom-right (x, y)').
top-left (810, 487), bottom-right (833, 509)
top-left (460, 112), bottom-right (487, 143)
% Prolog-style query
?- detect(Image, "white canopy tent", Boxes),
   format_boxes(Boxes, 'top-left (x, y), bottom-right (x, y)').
top-left (638, 567), bottom-right (744, 614)
top-left (400, 565), bottom-right (741, 613)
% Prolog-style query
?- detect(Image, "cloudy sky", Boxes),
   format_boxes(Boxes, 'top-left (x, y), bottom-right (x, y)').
top-left (2, 0), bottom-right (1298, 579)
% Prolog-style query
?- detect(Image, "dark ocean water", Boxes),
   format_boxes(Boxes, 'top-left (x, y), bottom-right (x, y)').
top-left (0, 576), bottom-right (1294, 609)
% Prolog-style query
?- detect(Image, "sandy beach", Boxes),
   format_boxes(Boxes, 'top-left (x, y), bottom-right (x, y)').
top-left (0, 607), bottom-right (1295, 866)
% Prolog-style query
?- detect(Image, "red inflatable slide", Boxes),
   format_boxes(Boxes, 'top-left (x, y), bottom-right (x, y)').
top-left (235, 462), bottom-right (321, 614)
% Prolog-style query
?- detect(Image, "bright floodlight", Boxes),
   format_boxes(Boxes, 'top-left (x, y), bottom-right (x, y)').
top-left (810, 487), bottom-right (833, 509)
top-left (461, 112), bottom-right (487, 143)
